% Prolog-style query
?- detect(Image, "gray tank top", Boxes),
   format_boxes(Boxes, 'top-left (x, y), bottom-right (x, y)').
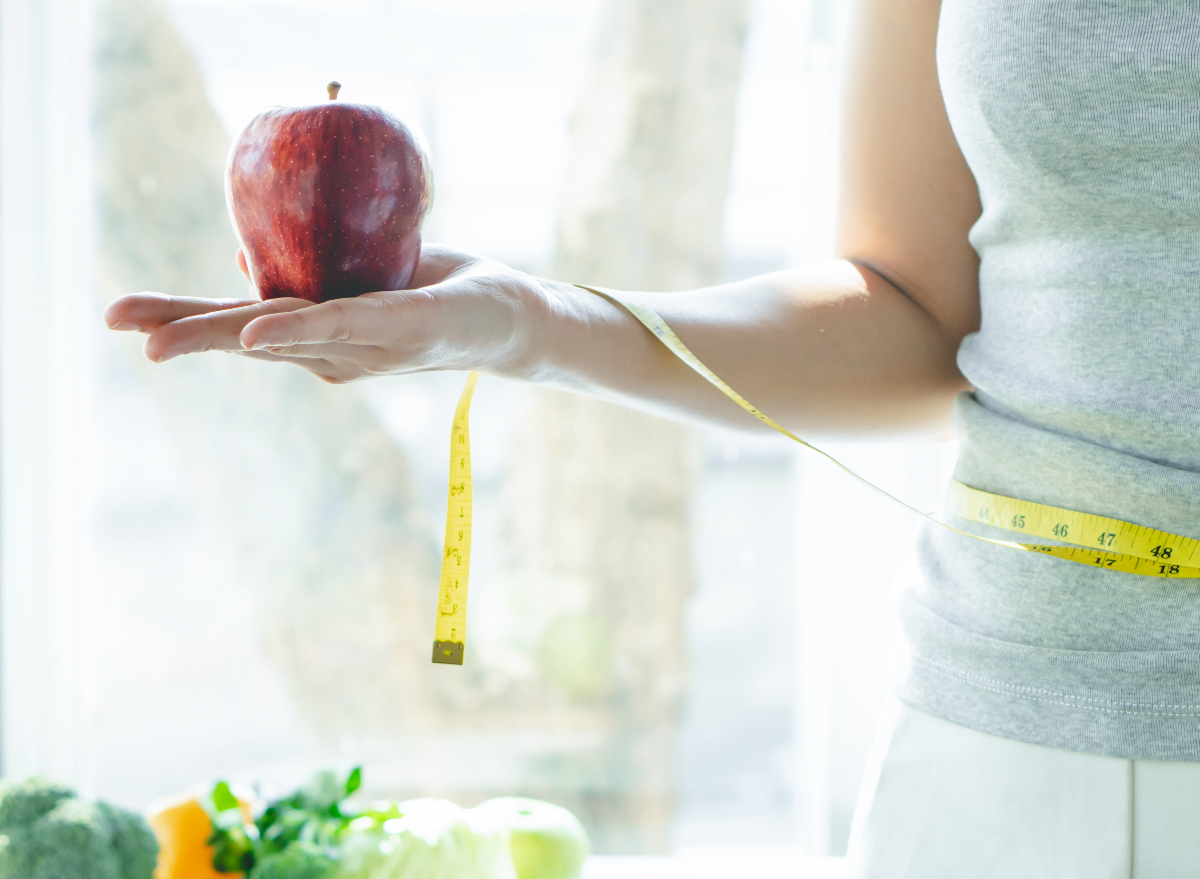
top-left (897, 0), bottom-right (1200, 760)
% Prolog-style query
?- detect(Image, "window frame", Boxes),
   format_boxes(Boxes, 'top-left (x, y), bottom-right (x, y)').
top-left (0, 0), bottom-right (97, 792)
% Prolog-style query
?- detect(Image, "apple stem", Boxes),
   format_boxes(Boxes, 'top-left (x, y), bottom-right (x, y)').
top-left (327, 82), bottom-right (342, 101)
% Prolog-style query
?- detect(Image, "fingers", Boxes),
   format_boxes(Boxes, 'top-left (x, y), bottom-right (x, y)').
top-left (232, 347), bottom-right (347, 380)
top-left (106, 250), bottom-right (254, 332)
top-left (105, 292), bottom-right (256, 333)
top-left (145, 297), bottom-right (313, 362)
top-left (240, 292), bottom-right (426, 350)
top-left (114, 242), bottom-right (499, 378)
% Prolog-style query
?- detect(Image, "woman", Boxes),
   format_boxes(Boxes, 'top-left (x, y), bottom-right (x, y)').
top-left (106, 0), bottom-right (1200, 873)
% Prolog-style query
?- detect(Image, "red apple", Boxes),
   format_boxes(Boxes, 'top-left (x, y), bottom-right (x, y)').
top-left (225, 82), bottom-right (433, 302)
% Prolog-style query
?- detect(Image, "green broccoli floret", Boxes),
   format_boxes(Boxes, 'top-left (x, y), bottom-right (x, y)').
top-left (0, 829), bottom-right (29, 879)
top-left (21, 798), bottom-right (121, 879)
top-left (0, 777), bottom-right (75, 830)
top-left (249, 842), bottom-right (335, 879)
top-left (97, 802), bottom-right (158, 879)
top-left (0, 780), bottom-right (158, 879)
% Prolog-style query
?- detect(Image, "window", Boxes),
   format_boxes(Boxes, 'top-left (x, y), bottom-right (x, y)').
top-left (0, 0), bottom-right (955, 863)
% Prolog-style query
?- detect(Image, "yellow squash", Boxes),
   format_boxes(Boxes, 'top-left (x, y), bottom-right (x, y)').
top-left (146, 785), bottom-right (254, 879)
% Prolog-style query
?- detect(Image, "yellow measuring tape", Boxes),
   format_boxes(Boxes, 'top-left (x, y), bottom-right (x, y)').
top-left (945, 480), bottom-right (1200, 577)
top-left (432, 371), bottom-right (478, 665)
top-left (431, 285), bottom-right (1200, 664)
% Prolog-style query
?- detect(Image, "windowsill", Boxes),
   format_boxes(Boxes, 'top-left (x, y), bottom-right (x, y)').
top-left (584, 849), bottom-right (846, 878)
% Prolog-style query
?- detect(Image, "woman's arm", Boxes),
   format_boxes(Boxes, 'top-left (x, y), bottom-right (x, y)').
top-left (105, 0), bottom-right (979, 442)
top-left (538, 0), bottom-right (983, 439)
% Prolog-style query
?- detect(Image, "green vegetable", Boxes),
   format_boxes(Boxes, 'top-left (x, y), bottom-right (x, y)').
top-left (250, 842), bottom-right (334, 879)
top-left (336, 799), bottom-right (515, 879)
top-left (97, 802), bottom-right (160, 879)
top-left (23, 799), bottom-right (121, 879)
top-left (205, 769), bottom-right (588, 879)
top-left (0, 777), bottom-right (74, 829)
top-left (0, 778), bottom-right (157, 879)
top-left (207, 767), bottom-right (363, 875)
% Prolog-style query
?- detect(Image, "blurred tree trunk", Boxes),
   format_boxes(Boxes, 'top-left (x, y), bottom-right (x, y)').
top-left (497, 0), bottom-right (751, 854)
top-left (92, 0), bottom-right (446, 742)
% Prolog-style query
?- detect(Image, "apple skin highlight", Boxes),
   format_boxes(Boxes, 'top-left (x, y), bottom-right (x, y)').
top-left (226, 100), bottom-right (432, 302)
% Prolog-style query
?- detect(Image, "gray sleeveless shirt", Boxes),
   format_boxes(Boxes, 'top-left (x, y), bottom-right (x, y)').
top-left (896, 0), bottom-right (1200, 760)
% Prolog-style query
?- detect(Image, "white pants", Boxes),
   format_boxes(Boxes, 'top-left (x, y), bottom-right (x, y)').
top-left (846, 698), bottom-right (1200, 878)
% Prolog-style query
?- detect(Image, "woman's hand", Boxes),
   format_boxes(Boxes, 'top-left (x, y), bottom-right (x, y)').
top-left (103, 244), bottom-right (549, 383)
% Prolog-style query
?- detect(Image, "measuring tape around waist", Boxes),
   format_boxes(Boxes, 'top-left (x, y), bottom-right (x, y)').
top-left (430, 286), bottom-right (1200, 665)
top-left (944, 480), bottom-right (1200, 576)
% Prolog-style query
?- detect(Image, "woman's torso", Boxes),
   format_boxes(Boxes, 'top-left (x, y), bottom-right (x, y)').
top-left (896, 0), bottom-right (1200, 760)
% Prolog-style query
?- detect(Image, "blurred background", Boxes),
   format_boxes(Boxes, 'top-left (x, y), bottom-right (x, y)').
top-left (0, 0), bottom-right (956, 858)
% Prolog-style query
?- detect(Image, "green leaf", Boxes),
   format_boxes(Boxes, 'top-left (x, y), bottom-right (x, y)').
top-left (204, 767), bottom-right (371, 874)
top-left (212, 781), bottom-right (240, 813)
top-left (359, 804), bottom-right (404, 822)
top-left (209, 824), bottom-right (255, 873)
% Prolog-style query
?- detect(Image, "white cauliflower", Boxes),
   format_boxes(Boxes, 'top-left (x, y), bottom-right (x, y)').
top-left (336, 799), bottom-right (515, 879)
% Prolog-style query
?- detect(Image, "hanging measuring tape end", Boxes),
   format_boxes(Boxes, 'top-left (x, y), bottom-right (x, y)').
top-left (432, 371), bottom-right (479, 665)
